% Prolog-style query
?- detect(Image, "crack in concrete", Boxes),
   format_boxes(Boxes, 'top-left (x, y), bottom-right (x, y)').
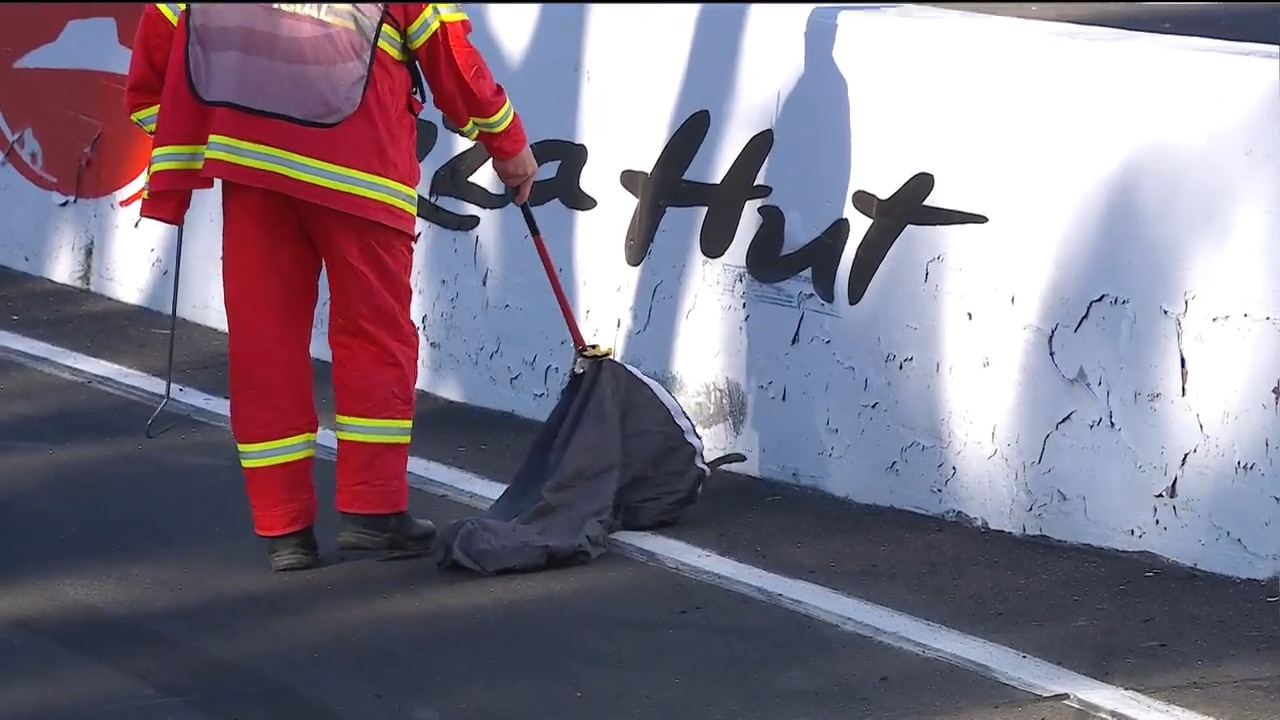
top-left (1033, 410), bottom-right (1076, 466)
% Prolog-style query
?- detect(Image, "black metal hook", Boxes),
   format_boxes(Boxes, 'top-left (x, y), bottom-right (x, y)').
top-left (146, 224), bottom-right (185, 439)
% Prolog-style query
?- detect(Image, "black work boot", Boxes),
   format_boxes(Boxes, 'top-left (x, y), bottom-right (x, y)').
top-left (336, 511), bottom-right (437, 552)
top-left (266, 526), bottom-right (321, 572)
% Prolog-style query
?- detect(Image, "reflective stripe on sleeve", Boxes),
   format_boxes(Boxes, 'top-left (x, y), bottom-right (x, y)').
top-left (378, 22), bottom-right (407, 61)
top-left (130, 104), bottom-right (161, 134)
top-left (149, 144), bottom-right (206, 173)
top-left (237, 432), bottom-right (318, 468)
top-left (334, 415), bottom-right (413, 445)
top-left (156, 3), bottom-right (186, 26)
top-left (452, 98), bottom-right (515, 140)
top-left (204, 134), bottom-right (419, 215)
top-left (406, 3), bottom-right (467, 51)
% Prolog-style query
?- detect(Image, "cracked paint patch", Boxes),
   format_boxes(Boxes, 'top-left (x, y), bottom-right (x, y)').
top-left (73, 231), bottom-right (93, 290)
top-left (1161, 294), bottom-right (1193, 397)
top-left (1033, 411), bottom-right (1076, 467)
top-left (922, 253), bottom-right (945, 285)
top-left (1018, 284), bottom-right (1280, 575)
top-left (643, 369), bottom-right (748, 438)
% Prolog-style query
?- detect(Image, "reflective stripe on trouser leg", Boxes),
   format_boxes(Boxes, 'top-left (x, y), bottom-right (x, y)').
top-left (334, 416), bottom-right (412, 445)
top-left (238, 432), bottom-right (318, 467)
top-left (222, 181), bottom-right (323, 537)
top-left (302, 201), bottom-right (417, 516)
top-left (235, 433), bottom-right (318, 531)
top-left (234, 435), bottom-right (319, 537)
top-left (333, 415), bottom-right (413, 514)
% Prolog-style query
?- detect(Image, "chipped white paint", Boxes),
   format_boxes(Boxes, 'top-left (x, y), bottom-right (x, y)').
top-left (1, 4), bottom-right (1278, 579)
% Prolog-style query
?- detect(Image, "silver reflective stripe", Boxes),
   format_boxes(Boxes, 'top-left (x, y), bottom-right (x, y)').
top-left (150, 146), bottom-right (206, 171)
top-left (471, 102), bottom-right (513, 133)
top-left (335, 422), bottom-right (411, 438)
top-left (204, 137), bottom-right (417, 211)
top-left (131, 105), bottom-right (160, 133)
top-left (406, 3), bottom-right (464, 50)
top-left (186, 3), bottom-right (385, 127)
top-left (237, 436), bottom-right (317, 468)
top-left (334, 418), bottom-right (412, 443)
top-left (157, 3), bottom-right (185, 26)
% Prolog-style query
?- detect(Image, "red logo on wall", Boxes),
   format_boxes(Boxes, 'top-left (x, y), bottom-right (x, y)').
top-left (0, 4), bottom-right (149, 201)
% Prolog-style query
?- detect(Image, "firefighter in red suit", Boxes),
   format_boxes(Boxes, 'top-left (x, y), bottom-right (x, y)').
top-left (125, 3), bottom-right (537, 571)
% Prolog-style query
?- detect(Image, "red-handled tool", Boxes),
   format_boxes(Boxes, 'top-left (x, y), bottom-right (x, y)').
top-left (518, 202), bottom-right (597, 354)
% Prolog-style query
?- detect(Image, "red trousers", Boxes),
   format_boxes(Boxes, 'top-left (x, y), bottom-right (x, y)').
top-left (221, 181), bottom-right (419, 537)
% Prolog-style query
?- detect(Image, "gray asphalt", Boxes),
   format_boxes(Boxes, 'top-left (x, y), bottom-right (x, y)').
top-left (2, 264), bottom-right (1277, 719)
top-left (929, 2), bottom-right (1279, 46)
top-left (2, 4), bottom-right (1279, 720)
top-left (2, 353), bottom-right (1074, 720)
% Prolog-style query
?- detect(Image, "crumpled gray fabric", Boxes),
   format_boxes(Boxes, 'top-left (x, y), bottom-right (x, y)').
top-left (433, 357), bottom-right (743, 575)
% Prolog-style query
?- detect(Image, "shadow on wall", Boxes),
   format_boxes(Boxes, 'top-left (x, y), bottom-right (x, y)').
top-left (412, 4), bottom-right (588, 414)
top-left (1013, 90), bottom-right (1280, 575)
top-left (617, 3), bottom-right (751, 431)
top-left (744, 7), bottom-right (854, 489)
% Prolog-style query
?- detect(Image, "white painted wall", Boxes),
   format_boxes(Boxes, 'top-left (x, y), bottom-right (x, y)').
top-left (1, 4), bottom-right (1278, 579)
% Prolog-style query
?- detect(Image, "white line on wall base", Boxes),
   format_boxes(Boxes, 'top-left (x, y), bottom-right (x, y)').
top-left (0, 328), bottom-right (1214, 720)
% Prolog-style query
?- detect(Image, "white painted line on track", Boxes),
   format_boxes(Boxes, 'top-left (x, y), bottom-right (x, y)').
top-left (0, 327), bottom-right (1216, 720)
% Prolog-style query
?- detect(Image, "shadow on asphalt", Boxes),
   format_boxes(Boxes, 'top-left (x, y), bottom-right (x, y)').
top-left (0, 357), bottom-right (1066, 720)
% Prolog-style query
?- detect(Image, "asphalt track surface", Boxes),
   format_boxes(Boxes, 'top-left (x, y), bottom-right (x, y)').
top-left (2, 5), bottom-right (1278, 720)
top-left (930, 2), bottom-right (1279, 46)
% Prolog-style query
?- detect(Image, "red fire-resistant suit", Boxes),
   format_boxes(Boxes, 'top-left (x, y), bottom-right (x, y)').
top-left (125, 3), bottom-right (528, 537)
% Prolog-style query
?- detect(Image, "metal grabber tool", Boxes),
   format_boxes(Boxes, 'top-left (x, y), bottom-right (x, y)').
top-left (517, 202), bottom-right (612, 374)
top-left (146, 223), bottom-right (185, 439)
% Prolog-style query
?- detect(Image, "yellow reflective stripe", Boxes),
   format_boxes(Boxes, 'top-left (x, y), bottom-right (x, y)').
top-left (156, 3), bottom-right (186, 26)
top-left (204, 135), bottom-right (418, 215)
top-left (130, 104), bottom-right (161, 135)
top-left (149, 138), bottom-right (417, 217)
top-left (406, 3), bottom-right (467, 51)
top-left (237, 432), bottom-right (317, 469)
top-left (334, 414), bottom-right (413, 445)
top-left (454, 98), bottom-right (514, 140)
top-left (335, 415), bottom-right (413, 428)
top-left (378, 23), bottom-right (406, 61)
top-left (149, 143), bottom-right (206, 173)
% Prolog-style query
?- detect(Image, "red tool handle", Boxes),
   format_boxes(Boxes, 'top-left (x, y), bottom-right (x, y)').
top-left (518, 203), bottom-right (587, 350)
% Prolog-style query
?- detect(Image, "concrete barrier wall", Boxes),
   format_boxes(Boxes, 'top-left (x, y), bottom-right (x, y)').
top-left (2, 3), bottom-right (1278, 579)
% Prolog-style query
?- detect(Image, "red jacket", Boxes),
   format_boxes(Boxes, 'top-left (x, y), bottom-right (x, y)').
top-left (124, 3), bottom-right (528, 233)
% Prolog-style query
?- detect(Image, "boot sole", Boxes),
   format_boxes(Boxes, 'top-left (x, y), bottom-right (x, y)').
top-left (336, 528), bottom-right (436, 552)
top-left (270, 550), bottom-right (321, 572)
